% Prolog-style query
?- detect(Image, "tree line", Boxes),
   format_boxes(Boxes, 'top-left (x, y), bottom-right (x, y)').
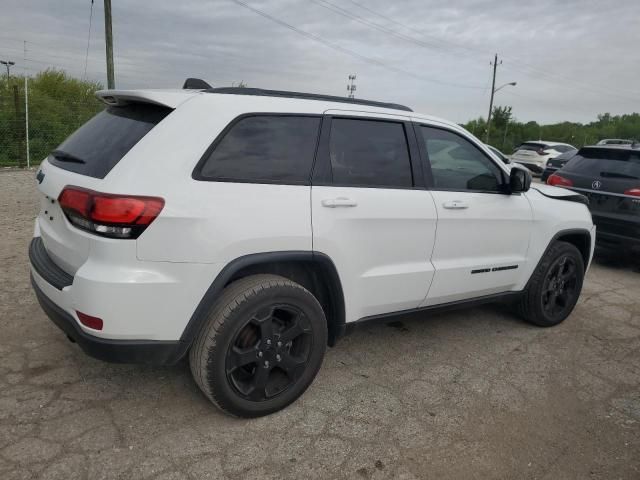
top-left (0, 70), bottom-right (102, 167)
top-left (465, 105), bottom-right (640, 153)
top-left (1, 69), bottom-right (639, 167)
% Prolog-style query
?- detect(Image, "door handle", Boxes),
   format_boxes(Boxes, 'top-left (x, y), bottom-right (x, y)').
top-left (321, 197), bottom-right (358, 208)
top-left (442, 200), bottom-right (469, 210)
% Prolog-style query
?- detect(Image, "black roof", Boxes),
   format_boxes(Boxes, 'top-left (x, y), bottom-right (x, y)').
top-left (204, 87), bottom-right (413, 112)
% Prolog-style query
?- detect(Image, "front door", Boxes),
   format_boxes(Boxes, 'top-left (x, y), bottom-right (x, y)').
top-left (416, 124), bottom-right (533, 306)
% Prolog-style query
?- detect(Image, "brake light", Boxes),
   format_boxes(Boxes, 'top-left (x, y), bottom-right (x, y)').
top-left (547, 174), bottom-right (573, 187)
top-left (624, 188), bottom-right (640, 197)
top-left (58, 186), bottom-right (164, 239)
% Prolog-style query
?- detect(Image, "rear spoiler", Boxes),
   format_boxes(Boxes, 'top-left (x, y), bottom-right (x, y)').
top-left (95, 89), bottom-right (200, 109)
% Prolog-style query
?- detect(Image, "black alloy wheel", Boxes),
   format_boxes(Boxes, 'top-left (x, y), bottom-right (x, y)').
top-left (516, 241), bottom-right (585, 327)
top-left (541, 255), bottom-right (579, 319)
top-left (225, 304), bottom-right (313, 401)
top-left (189, 274), bottom-right (327, 417)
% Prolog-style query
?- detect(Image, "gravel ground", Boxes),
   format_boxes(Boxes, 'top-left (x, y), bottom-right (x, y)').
top-left (1, 169), bottom-right (639, 479)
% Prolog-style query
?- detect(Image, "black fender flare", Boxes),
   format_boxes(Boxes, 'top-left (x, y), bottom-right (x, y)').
top-left (178, 251), bottom-right (345, 351)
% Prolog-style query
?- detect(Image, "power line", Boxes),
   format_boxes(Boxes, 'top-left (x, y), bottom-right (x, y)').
top-left (340, 0), bottom-right (640, 101)
top-left (229, 0), bottom-right (484, 90)
top-left (311, 0), bottom-right (458, 56)
top-left (343, 0), bottom-right (485, 57)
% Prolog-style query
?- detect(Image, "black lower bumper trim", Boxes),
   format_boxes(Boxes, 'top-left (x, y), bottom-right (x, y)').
top-left (31, 275), bottom-right (188, 365)
top-left (595, 231), bottom-right (640, 250)
top-left (29, 237), bottom-right (73, 290)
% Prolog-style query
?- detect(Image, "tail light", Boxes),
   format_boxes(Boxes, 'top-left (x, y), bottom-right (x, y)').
top-left (58, 186), bottom-right (164, 239)
top-left (547, 174), bottom-right (574, 187)
top-left (624, 188), bottom-right (640, 197)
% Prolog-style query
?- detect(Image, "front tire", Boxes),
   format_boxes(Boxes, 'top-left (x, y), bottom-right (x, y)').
top-left (189, 274), bottom-right (327, 418)
top-left (517, 241), bottom-right (584, 327)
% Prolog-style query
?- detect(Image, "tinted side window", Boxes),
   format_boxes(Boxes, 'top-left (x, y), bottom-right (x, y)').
top-left (553, 145), bottom-right (574, 153)
top-left (421, 127), bottom-right (503, 191)
top-left (199, 116), bottom-right (321, 183)
top-left (328, 118), bottom-right (413, 188)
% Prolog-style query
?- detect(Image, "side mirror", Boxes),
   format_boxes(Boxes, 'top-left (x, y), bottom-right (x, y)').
top-left (509, 166), bottom-right (531, 193)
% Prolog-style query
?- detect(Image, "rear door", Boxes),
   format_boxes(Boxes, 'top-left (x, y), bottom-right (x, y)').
top-left (311, 113), bottom-right (437, 322)
top-left (416, 124), bottom-right (533, 305)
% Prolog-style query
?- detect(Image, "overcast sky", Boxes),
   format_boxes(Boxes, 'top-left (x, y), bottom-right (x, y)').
top-left (1, 0), bottom-right (639, 124)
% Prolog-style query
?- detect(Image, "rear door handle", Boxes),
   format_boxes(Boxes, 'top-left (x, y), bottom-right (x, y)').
top-left (442, 200), bottom-right (469, 210)
top-left (321, 197), bottom-right (358, 208)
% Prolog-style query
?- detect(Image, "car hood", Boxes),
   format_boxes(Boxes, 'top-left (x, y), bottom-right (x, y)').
top-left (531, 184), bottom-right (576, 197)
top-left (530, 183), bottom-right (589, 205)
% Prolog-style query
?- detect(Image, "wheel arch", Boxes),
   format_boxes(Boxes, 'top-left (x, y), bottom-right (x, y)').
top-left (554, 228), bottom-right (592, 267)
top-left (180, 251), bottom-right (346, 349)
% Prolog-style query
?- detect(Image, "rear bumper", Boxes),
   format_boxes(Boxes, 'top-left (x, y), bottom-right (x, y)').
top-left (28, 231), bottom-right (223, 364)
top-left (31, 275), bottom-right (186, 364)
top-left (592, 214), bottom-right (640, 251)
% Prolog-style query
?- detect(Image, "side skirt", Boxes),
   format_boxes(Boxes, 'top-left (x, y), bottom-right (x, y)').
top-left (345, 291), bottom-right (523, 334)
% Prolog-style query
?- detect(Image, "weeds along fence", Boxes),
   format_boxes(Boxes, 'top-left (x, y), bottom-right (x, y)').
top-left (0, 75), bottom-right (102, 168)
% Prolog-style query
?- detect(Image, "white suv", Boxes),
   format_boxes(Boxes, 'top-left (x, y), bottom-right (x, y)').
top-left (30, 84), bottom-right (595, 417)
top-left (511, 141), bottom-right (576, 175)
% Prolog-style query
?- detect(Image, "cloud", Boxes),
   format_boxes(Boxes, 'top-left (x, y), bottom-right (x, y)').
top-left (1, 0), bottom-right (638, 123)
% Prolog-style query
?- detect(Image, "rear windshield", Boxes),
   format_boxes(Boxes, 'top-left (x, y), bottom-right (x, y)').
top-left (563, 148), bottom-right (640, 179)
top-left (49, 103), bottom-right (172, 179)
top-left (516, 142), bottom-right (548, 151)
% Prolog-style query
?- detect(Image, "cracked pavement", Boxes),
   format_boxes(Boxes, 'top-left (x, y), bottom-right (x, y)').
top-left (1, 170), bottom-right (639, 479)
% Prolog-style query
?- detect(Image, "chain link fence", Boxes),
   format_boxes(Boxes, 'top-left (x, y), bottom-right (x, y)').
top-left (1, 75), bottom-right (102, 169)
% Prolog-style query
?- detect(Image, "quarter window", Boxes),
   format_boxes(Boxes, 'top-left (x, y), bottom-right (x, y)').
top-left (199, 115), bottom-right (321, 183)
top-left (328, 118), bottom-right (413, 188)
top-left (420, 127), bottom-right (503, 191)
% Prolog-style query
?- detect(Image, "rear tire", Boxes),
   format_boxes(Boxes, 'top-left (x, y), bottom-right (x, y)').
top-left (189, 274), bottom-right (327, 418)
top-left (517, 241), bottom-right (584, 327)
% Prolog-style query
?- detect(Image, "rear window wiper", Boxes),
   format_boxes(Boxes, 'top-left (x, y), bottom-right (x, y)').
top-left (50, 150), bottom-right (86, 164)
top-left (600, 171), bottom-right (639, 179)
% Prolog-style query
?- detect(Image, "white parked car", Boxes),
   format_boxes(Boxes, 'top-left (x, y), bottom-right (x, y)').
top-left (511, 141), bottom-right (576, 175)
top-left (596, 139), bottom-right (633, 146)
top-left (30, 83), bottom-right (595, 417)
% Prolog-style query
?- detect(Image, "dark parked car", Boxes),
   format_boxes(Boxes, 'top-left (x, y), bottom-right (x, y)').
top-left (547, 145), bottom-right (640, 252)
top-left (541, 149), bottom-right (578, 182)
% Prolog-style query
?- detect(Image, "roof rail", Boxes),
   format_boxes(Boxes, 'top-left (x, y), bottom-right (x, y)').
top-left (204, 87), bottom-right (413, 112)
top-left (183, 78), bottom-right (212, 90)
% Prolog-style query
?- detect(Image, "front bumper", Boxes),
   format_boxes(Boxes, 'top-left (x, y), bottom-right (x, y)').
top-left (31, 275), bottom-right (186, 364)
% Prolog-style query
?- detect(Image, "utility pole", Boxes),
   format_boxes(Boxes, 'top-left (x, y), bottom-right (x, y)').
top-left (0, 60), bottom-right (15, 83)
top-left (347, 74), bottom-right (356, 98)
top-left (104, 0), bottom-right (115, 89)
top-left (485, 53), bottom-right (500, 143)
top-left (24, 41), bottom-right (30, 168)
